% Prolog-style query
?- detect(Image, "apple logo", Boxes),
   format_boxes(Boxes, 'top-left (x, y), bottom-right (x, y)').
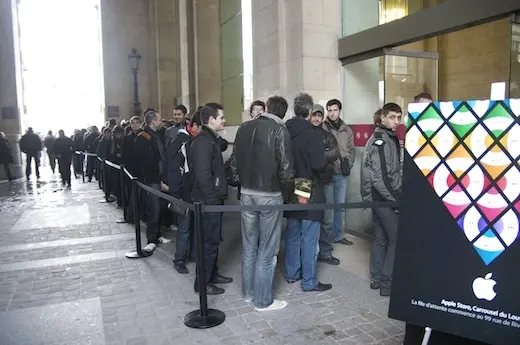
top-left (472, 273), bottom-right (497, 301)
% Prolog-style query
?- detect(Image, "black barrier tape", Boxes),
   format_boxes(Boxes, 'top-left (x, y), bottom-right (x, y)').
top-left (97, 157), bottom-right (103, 162)
top-left (105, 160), bottom-right (121, 170)
top-left (136, 181), bottom-right (194, 214)
top-left (123, 167), bottom-right (135, 180)
top-left (202, 201), bottom-right (399, 213)
top-left (75, 151), bottom-right (98, 157)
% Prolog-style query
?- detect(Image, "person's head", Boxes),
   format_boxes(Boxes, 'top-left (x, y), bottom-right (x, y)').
top-left (161, 119), bottom-right (169, 128)
top-left (201, 103), bottom-right (225, 131)
top-left (326, 99), bottom-right (342, 122)
top-left (47, 130), bottom-right (53, 136)
top-left (81, 128), bottom-right (87, 133)
top-left (311, 104), bottom-right (325, 127)
top-left (293, 93), bottom-right (314, 119)
top-left (373, 109), bottom-right (382, 126)
top-left (129, 116), bottom-right (142, 132)
top-left (103, 127), bottom-right (112, 138)
top-left (173, 104), bottom-right (188, 124)
top-left (144, 109), bottom-right (161, 131)
top-left (124, 126), bottom-right (132, 135)
top-left (108, 119), bottom-right (116, 128)
top-left (413, 92), bottom-right (433, 103)
top-left (120, 119), bottom-right (129, 128)
top-left (58, 130), bottom-right (65, 137)
top-left (27, 127), bottom-right (33, 133)
top-left (249, 100), bottom-right (266, 119)
top-left (91, 125), bottom-right (99, 134)
top-left (189, 110), bottom-right (203, 135)
top-left (265, 96), bottom-right (287, 119)
top-left (112, 125), bottom-right (124, 139)
top-left (380, 103), bottom-right (402, 131)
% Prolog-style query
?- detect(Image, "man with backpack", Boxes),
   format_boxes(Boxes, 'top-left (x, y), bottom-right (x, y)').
top-left (167, 110), bottom-right (203, 274)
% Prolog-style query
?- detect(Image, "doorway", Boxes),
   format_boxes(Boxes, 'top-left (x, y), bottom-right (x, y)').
top-left (15, 0), bottom-right (105, 137)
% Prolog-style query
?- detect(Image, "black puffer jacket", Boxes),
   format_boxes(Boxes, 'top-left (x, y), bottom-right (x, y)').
top-left (188, 126), bottom-right (227, 204)
top-left (230, 113), bottom-right (294, 195)
top-left (316, 126), bottom-right (341, 183)
top-left (284, 117), bottom-right (327, 221)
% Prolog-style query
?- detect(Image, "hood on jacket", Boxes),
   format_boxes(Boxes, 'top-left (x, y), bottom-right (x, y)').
top-left (286, 117), bottom-right (313, 139)
top-left (260, 113), bottom-right (284, 124)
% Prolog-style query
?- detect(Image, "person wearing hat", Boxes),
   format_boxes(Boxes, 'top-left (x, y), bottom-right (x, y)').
top-left (310, 104), bottom-right (342, 265)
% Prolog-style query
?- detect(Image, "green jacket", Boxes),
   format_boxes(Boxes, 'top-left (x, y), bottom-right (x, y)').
top-left (360, 126), bottom-right (402, 202)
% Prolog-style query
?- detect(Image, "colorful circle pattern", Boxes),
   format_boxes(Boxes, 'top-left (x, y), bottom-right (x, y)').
top-left (407, 100), bottom-right (520, 265)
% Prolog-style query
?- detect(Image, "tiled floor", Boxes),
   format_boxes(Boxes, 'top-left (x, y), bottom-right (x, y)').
top-left (0, 171), bottom-right (404, 345)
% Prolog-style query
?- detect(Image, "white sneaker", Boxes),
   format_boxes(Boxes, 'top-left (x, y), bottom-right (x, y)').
top-left (254, 299), bottom-right (287, 312)
top-left (244, 297), bottom-right (253, 303)
top-left (144, 243), bottom-right (157, 252)
top-left (158, 236), bottom-right (172, 244)
top-left (169, 224), bottom-right (178, 231)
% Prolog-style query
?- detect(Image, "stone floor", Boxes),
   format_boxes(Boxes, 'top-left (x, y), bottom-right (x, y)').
top-left (0, 170), bottom-right (405, 345)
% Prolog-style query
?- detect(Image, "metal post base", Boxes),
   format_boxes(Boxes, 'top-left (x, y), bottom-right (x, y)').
top-left (184, 309), bottom-right (225, 329)
top-left (125, 250), bottom-right (153, 258)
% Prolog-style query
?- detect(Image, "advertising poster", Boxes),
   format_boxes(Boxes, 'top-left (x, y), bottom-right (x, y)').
top-left (389, 99), bottom-right (520, 344)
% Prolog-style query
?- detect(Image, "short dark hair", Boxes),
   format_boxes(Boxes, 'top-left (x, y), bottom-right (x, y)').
top-left (191, 110), bottom-right (203, 126)
top-left (174, 104), bottom-right (187, 114)
top-left (103, 127), bottom-right (112, 134)
top-left (109, 119), bottom-right (116, 126)
top-left (266, 96), bottom-right (288, 119)
top-left (326, 99), bottom-right (342, 110)
top-left (145, 110), bottom-right (159, 125)
top-left (200, 105), bottom-right (219, 125)
top-left (112, 125), bottom-right (124, 134)
top-left (47, 130), bottom-right (53, 135)
top-left (381, 103), bottom-right (402, 116)
top-left (413, 92), bottom-right (433, 102)
top-left (373, 109), bottom-right (382, 125)
top-left (124, 126), bottom-right (132, 135)
top-left (130, 116), bottom-right (141, 123)
top-left (293, 93), bottom-right (314, 118)
top-left (249, 100), bottom-right (266, 115)
top-left (143, 108), bottom-right (156, 117)
top-left (205, 103), bottom-right (223, 111)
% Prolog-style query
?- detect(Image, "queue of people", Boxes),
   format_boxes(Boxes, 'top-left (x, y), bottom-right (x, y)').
top-left (3, 91), bottom-right (435, 313)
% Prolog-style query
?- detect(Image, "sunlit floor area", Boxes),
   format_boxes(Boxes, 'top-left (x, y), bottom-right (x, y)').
top-left (17, 0), bottom-right (104, 136)
top-left (0, 171), bottom-right (404, 345)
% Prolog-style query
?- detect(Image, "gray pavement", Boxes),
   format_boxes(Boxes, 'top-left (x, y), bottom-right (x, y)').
top-left (0, 172), bottom-right (404, 345)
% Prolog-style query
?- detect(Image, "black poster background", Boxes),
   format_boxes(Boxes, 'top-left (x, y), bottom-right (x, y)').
top-left (388, 151), bottom-right (520, 345)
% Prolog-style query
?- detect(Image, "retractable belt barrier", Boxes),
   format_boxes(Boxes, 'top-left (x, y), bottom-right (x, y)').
top-left (91, 153), bottom-right (400, 330)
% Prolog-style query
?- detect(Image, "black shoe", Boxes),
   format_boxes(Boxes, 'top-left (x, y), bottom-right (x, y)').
top-left (174, 263), bottom-right (189, 274)
top-left (211, 273), bottom-right (233, 284)
top-left (195, 284), bottom-right (225, 295)
top-left (304, 282), bottom-right (332, 292)
top-left (318, 256), bottom-right (340, 265)
top-left (335, 238), bottom-right (353, 245)
top-left (370, 281), bottom-right (381, 290)
top-left (380, 287), bottom-right (391, 297)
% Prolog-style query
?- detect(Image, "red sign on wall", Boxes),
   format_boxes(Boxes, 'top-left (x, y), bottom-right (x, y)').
top-left (349, 124), bottom-right (406, 147)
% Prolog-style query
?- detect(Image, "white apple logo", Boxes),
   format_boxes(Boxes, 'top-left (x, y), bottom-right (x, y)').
top-left (472, 273), bottom-right (497, 301)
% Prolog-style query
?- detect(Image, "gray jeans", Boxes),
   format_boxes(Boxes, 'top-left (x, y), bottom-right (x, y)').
top-left (369, 207), bottom-right (399, 289)
top-left (241, 193), bottom-right (283, 308)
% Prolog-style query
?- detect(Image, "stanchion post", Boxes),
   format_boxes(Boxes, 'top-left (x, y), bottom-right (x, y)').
top-left (116, 165), bottom-right (127, 224)
top-left (184, 202), bottom-right (225, 329)
top-left (125, 178), bottom-right (152, 258)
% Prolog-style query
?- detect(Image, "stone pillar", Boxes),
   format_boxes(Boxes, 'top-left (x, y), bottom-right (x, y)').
top-left (195, 0), bottom-right (221, 105)
top-left (155, 0), bottom-right (182, 117)
top-left (179, 0), bottom-right (197, 111)
top-left (0, 0), bottom-right (23, 180)
top-left (101, 0), bottom-right (159, 122)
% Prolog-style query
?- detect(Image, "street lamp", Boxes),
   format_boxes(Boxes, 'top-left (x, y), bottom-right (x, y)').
top-left (128, 48), bottom-right (142, 117)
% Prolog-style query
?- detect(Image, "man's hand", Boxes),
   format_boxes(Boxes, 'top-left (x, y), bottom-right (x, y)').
top-left (160, 182), bottom-right (169, 192)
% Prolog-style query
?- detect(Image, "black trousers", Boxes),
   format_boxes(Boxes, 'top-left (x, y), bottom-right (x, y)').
top-left (86, 156), bottom-right (96, 179)
top-left (196, 211), bottom-right (223, 285)
top-left (58, 157), bottom-right (72, 184)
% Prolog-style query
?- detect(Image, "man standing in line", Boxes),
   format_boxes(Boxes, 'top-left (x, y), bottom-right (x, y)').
top-left (135, 109), bottom-right (171, 252)
top-left (310, 105), bottom-right (342, 265)
top-left (231, 96), bottom-right (294, 311)
top-left (122, 116), bottom-right (142, 223)
top-left (189, 103), bottom-right (231, 295)
top-left (284, 93), bottom-right (332, 292)
top-left (360, 102), bottom-right (402, 297)
top-left (44, 130), bottom-right (56, 174)
top-left (0, 132), bottom-right (14, 181)
top-left (165, 104), bottom-right (189, 145)
top-left (84, 126), bottom-right (99, 182)
top-left (248, 100), bottom-right (266, 119)
top-left (53, 130), bottom-right (73, 187)
top-left (322, 99), bottom-right (355, 246)
top-left (19, 127), bottom-right (43, 180)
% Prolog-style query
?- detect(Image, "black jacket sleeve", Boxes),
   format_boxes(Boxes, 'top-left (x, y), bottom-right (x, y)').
top-left (275, 126), bottom-right (295, 188)
top-left (324, 130), bottom-right (341, 163)
top-left (190, 137), bottom-right (217, 201)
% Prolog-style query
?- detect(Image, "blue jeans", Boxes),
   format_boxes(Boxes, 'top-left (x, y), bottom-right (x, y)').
top-left (284, 219), bottom-right (320, 291)
top-left (241, 194), bottom-right (283, 308)
top-left (324, 175), bottom-right (348, 243)
top-left (174, 214), bottom-right (193, 264)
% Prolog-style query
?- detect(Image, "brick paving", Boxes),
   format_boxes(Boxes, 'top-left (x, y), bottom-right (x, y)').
top-left (0, 173), bottom-right (405, 345)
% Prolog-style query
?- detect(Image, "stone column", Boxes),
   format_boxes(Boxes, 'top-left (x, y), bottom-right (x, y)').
top-left (0, 0), bottom-right (23, 180)
top-left (155, 0), bottom-right (182, 116)
top-left (179, 0), bottom-right (197, 111)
